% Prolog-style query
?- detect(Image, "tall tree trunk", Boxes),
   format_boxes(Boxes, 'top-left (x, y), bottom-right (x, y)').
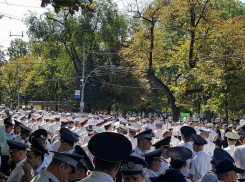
top-left (147, 69), bottom-right (181, 121)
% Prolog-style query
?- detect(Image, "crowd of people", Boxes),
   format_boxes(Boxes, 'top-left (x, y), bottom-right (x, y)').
top-left (0, 109), bottom-right (244, 182)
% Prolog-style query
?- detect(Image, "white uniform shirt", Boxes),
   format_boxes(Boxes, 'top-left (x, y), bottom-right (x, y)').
top-left (52, 140), bottom-right (61, 152)
top-left (200, 171), bottom-right (218, 182)
top-left (232, 145), bottom-right (245, 179)
top-left (7, 158), bottom-right (26, 182)
top-left (32, 121), bottom-right (41, 131)
top-left (189, 151), bottom-right (212, 181)
top-left (145, 169), bottom-right (158, 177)
top-left (203, 138), bottom-right (215, 155)
top-left (154, 129), bottom-right (162, 139)
top-left (171, 136), bottom-right (180, 147)
top-left (31, 169), bottom-right (60, 182)
top-left (157, 157), bottom-right (169, 175)
top-left (1, 131), bottom-right (16, 155)
top-left (80, 171), bottom-right (114, 182)
top-left (208, 129), bottom-right (217, 142)
top-left (130, 137), bottom-right (137, 149)
top-left (83, 142), bottom-right (94, 162)
top-left (177, 142), bottom-right (194, 177)
top-left (131, 147), bottom-right (145, 159)
top-left (47, 123), bottom-right (57, 134)
top-left (224, 145), bottom-right (236, 156)
top-left (172, 126), bottom-right (179, 136)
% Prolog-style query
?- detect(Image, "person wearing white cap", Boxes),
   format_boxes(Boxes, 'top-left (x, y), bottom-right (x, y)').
top-left (224, 132), bottom-right (240, 155)
top-left (199, 129), bottom-right (215, 155)
top-left (32, 116), bottom-right (42, 131)
top-left (153, 120), bottom-right (163, 141)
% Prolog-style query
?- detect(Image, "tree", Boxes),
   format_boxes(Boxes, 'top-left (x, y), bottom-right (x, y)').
top-left (8, 39), bottom-right (29, 59)
top-left (22, 0), bottom-right (148, 112)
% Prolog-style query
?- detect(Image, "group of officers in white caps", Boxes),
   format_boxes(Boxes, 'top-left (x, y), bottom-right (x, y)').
top-left (0, 110), bottom-right (245, 182)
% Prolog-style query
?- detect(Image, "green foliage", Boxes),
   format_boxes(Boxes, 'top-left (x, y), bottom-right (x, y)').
top-left (8, 39), bottom-right (29, 59)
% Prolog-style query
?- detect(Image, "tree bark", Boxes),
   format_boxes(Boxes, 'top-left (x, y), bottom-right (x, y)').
top-left (147, 69), bottom-right (181, 121)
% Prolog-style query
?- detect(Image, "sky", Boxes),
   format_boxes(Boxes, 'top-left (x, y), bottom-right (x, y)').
top-left (0, 0), bottom-right (245, 51)
top-left (0, 0), bottom-right (129, 50)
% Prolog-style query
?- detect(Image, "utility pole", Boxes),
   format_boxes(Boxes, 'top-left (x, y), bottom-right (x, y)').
top-left (16, 59), bottom-right (20, 110)
top-left (10, 31), bottom-right (23, 110)
top-left (80, 42), bottom-right (85, 112)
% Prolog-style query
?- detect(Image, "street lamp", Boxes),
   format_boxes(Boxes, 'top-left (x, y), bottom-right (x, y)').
top-left (80, 65), bottom-right (115, 112)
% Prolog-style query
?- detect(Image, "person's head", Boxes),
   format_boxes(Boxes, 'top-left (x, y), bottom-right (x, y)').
top-left (199, 129), bottom-right (210, 139)
top-left (152, 137), bottom-right (171, 159)
top-left (26, 151), bottom-right (44, 170)
top-left (155, 120), bottom-right (163, 129)
top-left (68, 162), bottom-right (88, 181)
top-left (180, 126), bottom-right (196, 142)
top-left (170, 159), bottom-right (186, 171)
top-left (191, 134), bottom-right (207, 152)
top-left (5, 125), bottom-right (13, 133)
top-left (94, 158), bottom-right (121, 178)
top-left (134, 130), bottom-right (154, 151)
top-left (10, 149), bottom-right (26, 163)
top-left (26, 137), bottom-right (47, 170)
top-left (47, 158), bottom-right (73, 181)
top-left (70, 145), bottom-right (94, 181)
top-left (189, 122), bottom-right (195, 128)
top-left (215, 159), bottom-right (244, 182)
top-left (88, 132), bottom-right (132, 178)
top-left (144, 148), bottom-right (162, 172)
top-left (128, 131), bottom-right (136, 138)
top-left (20, 131), bottom-right (31, 140)
top-left (161, 129), bottom-right (171, 138)
top-left (7, 140), bottom-right (28, 164)
top-left (104, 124), bottom-right (112, 131)
top-left (137, 139), bottom-right (152, 151)
top-left (121, 156), bottom-right (147, 182)
top-left (225, 132), bottom-right (239, 146)
top-left (167, 146), bottom-right (192, 173)
top-left (14, 125), bottom-right (21, 135)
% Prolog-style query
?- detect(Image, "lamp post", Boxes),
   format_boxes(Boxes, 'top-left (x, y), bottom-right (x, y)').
top-left (80, 65), bottom-right (115, 112)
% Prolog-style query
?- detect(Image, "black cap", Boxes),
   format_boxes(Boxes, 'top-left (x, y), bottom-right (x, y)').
top-left (60, 128), bottom-right (79, 143)
top-left (211, 148), bottom-right (234, 165)
top-left (191, 134), bottom-right (207, 145)
top-left (143, 148), bottom-right (163, 162)
top-left (152, 136), bottom-right (171, 149)
top-left (29, 129), bottom-right (48, 142)
top-left (180, 126), bottom-right (196, 137)
top-left (4, 117), bottom-right (14, 127)
top-left (20, 124), bottom-right (32, 133)
top-left (150, 168), bottom-right (186, 182)
top-left (73, 145), bottom-right (94, 171)
top-left (26, 137), bottom-right (48, 155)
top-left (167, 146), bottom-right (192, 161)
top-left (7, 140), bottom-right (28, 153)
top-left (133, 129), bottom-right (155, 140)
top-left (215, 159), bottom-right (244, 174)
top-left (121, 156), bottom-right (148, 175)
top-left (88, 132), bottom-right (132, 162)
